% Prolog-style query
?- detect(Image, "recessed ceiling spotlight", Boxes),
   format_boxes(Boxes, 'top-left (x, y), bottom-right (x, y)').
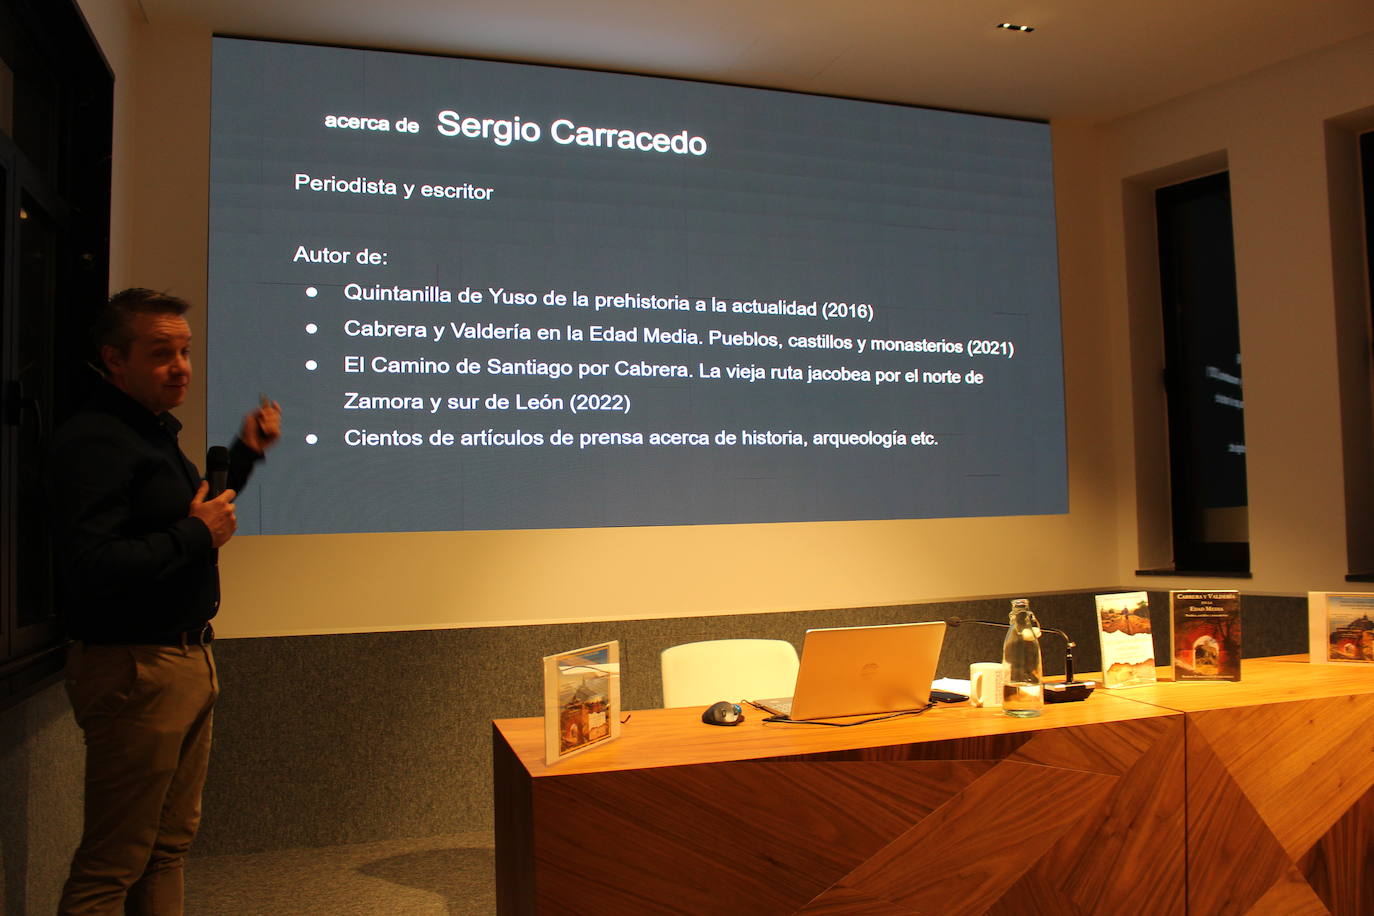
top-left (996, 22), bottom-right (1035, 32)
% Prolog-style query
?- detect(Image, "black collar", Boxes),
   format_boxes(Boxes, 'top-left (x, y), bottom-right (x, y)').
top-left (90, 380), bottom-right (183, 438)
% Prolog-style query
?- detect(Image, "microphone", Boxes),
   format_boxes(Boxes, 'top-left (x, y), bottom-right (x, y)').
top-left (945, 617), bottom-right (1096, 703)
top-left (205, 446), bottom-right (230, 498)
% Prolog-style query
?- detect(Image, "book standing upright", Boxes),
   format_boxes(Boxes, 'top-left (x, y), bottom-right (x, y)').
top-left (1170, 591), bottom-right (1241, 681)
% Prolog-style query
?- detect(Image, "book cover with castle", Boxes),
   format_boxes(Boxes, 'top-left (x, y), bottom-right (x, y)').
top-left (1170, 591), bottom-right (1241, 682)
top-left (1324, 594), bottom-right (1374, 663)
top-left (1096, 592), bottom-right (1157, 688)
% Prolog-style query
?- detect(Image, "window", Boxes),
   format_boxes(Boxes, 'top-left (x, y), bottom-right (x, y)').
top-left (1155, 172), bottom-right (1250, 573)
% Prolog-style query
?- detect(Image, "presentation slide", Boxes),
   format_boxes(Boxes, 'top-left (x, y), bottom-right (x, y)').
top-left (208, 37), bottom-right (1067, 535)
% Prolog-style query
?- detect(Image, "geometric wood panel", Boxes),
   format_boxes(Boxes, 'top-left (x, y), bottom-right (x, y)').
top-left (999, 717), bottom-right (1186, 915)
top-left (1186, 726), bottom-right (1301, 915)
top-left (1298, 782), bottom-right (1374, 916)
top-left (534, 760), bottom-right (996, 914)
top-left (1187, 693), bottom-right (1374, 915)
top-left (1189, 694), bottom-right (1374, 861)
top-left (805, 719), bottom-right (1185, 915)
top-left (1246, 864), bottom-right (1333, 916)
top-left (504, 717), bottom-right (1184, 914)
top-left (803, 759), bottom-right (1117, 915)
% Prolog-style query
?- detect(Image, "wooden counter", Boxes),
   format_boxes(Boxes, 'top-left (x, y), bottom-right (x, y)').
top-left (493, 656), bottom-right (1374, 914)
top-left (495, 691), bottom-right (1185, 914)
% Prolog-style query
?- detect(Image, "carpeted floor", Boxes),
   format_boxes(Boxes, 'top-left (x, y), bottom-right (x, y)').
top-left (184, 832), bottom-right (496, 915)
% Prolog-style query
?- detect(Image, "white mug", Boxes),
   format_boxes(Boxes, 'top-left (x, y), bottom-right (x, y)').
top-left (969, 662), bottom-right (1008, 708)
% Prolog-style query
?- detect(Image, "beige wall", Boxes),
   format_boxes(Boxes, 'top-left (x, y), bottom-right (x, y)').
top-left (73, 4), bottom-right (1374, 636)
top-left (1086, 31), bottom-right (1374, 597)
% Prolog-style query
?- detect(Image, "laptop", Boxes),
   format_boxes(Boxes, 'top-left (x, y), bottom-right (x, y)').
top-left (752, 620), bottom-right (947, 720)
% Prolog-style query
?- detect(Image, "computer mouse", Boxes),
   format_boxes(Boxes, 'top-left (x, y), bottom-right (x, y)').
top-left (701, 701), bottom-right (745, 726)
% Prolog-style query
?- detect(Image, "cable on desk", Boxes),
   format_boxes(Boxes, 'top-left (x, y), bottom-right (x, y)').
top-left (755, 701), bottom-right (935, 727)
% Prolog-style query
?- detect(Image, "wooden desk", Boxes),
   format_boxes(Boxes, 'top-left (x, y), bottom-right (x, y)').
top-left (1109, 656), bottom-right (1374, 915)
top-left (494, 692), bottom-right (1186, 914)
top-left (495, 657), bottom-right (1374, 914)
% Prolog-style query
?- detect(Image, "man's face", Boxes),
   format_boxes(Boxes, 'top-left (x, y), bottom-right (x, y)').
top-left (102, 312), bottom-right (193, 414)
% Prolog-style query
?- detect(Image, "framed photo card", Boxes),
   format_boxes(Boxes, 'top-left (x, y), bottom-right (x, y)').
top-left (1308, 592), bottom-right (1374, 665)
top-left (543, 641), bottom-right (622, 764)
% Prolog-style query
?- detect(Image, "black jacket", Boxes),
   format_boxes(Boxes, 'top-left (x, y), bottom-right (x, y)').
top-left (49, 382), bottom-right (261, 642)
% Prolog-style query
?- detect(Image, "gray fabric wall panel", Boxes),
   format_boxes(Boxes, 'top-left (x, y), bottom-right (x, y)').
top-left (1229, 592), bottom-right (1310, 659)
top-left (195, 590), bottom-right (1307, 856)
top-left (0, 681), bottom-right (85, 915)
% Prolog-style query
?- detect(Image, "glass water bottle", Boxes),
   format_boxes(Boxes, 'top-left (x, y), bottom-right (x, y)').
top-left (1002, 599), bottom-right (1044, 717)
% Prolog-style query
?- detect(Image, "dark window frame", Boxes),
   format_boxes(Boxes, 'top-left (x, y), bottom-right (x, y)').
top-left (0, 0), bottom-right (111, 709)
top-left (1155, 171), bottom-right (1251, 575)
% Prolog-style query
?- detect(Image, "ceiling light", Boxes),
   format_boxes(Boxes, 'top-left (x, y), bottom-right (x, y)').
top-left (996, 23), bottom-right (1035, 32)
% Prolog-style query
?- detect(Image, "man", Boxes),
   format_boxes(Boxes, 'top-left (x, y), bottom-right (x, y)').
top-left (49, 288), bottom-right (281, 915)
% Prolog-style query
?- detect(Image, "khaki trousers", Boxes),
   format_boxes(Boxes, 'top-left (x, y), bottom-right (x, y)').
top-left (59, 641), bottom-right (218, 916)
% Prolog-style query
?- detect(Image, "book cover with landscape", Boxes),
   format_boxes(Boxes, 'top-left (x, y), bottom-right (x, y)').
top-left (1096, 591), bottom-right (1157, 688)
top-left (1170, 591), bottom-right (1241, 681)
top-left (543, 641), bottom-right (621, 764)
top-left (1324, 593), bottom-right (1374, 663)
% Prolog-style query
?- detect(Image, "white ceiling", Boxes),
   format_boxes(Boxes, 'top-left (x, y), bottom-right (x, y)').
top-left (137, 0), bottom-right (1374, 122)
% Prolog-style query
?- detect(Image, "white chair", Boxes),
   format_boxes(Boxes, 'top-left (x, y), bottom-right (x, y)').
top-left (660, 638), bottom-right (800, 708)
